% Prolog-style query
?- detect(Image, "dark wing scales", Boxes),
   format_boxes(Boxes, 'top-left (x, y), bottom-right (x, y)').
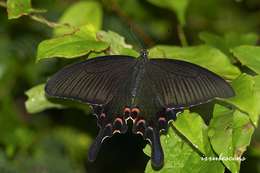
top-left (45, 55), bottom-right (137, 105)
top-left (146, 59), bottom-right (235, 108)
top-left (133, 72), bottom-right (162, 120)
top-left (136, 59), bottom-right (235, 168)
top-left (130, 71), bottom-right (166, 169)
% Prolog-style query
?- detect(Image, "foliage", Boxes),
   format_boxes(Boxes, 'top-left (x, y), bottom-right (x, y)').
top-left (7, 0), bottom-right (43, 19)
top-left (53, 1), bottom-right (103, 36)
top-left (231, 46), bottom-right (260, 75)
top-left (144, 124), bottom-right (225, 173)
top-left (25, 84), bottom-right (64, 113)
top-left (147, 0), bottom-right (189, 26)
top-left (1, 0), bottom-right (260, 173)
top-left (149, 45), bottom-right (240, 79)
top-left (37, 25), bottom-right (109, 60)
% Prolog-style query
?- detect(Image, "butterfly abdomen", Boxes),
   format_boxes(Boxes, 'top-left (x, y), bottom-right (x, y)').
top-left (129, 60), bottom-right (147, 105)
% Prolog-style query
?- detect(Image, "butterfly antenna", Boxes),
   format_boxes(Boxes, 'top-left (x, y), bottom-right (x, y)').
top-left (106, 0), bottom-right (155, 49)
top-left (128, 24), bottom-right (146, 51)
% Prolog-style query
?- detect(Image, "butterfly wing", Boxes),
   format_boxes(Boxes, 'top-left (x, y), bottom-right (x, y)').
top-left (45, 55), bottom-right (235, 170)
top-left (146, 59), bottom-right (235, 109)
top-left (131, 58), bottom-right (235, 169)
top-left (45, 55), bottom-right (137, 105)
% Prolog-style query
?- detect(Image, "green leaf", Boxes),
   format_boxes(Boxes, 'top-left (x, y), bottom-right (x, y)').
top-left (147, 0), bottom-right (189, 26)
top-left (199, 32), bottom-right (258, 55)
top-left (0, 35), bottom-right (13, 84)
top-left (149, 45), bottom-right (241, 79)
top-left (96, 30), bottom-right (139, 57)
top-left (52, 127), bottom-right (92, 162)
top-left (7, 0), bottom-right (43, 19)
top-left (7, 0), bottom-right (31, 19)
top-left (231, 45), bottom-right (260, 75)
top-left (224, 74), bottom-right (260, 126)
top-left (37, 25), bottom-right (109, 61)
top-left (172, 111), bottom-right (211, 155)
top-left (254, 75), bottom-right (260, 95)
top-left (144, 127), bottom-right (225, 173)
top-left (0, 97), bottom-right (21, 148)
top-left (253, 75), bottom-right (260, 116)
top-left (25, 84), bottom-right (64, 114)
top-left (54, 1), bottom-right (103, 36)
top-left (208, 104), bottom-right (254, 173)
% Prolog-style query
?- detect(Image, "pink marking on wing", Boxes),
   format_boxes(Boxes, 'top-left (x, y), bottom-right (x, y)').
top-left (100, 113), bottom-right (106, 119)
top-left (131, 108), bottom-right (140, 114)
top-left (114, 117), bottom-right (123, 125)
top-left (158, 117), bottom-right (166, 122)
top-left (136, 119), bottom-right (145, 126)
top-left (124, 107), bottom-right (131, 113)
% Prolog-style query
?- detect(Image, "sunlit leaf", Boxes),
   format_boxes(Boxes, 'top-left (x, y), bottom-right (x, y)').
top-left (231, 45), bottom-right (260, 75)
top-left (149, 45), bottom-right (241, 79)
top-left (25, 84), bottom-right (64, 114)
top-left (199, 32), bottom-right (258, 55)
top-left (37, 25), bottom-right (109, 61)
top-left (173, 111), bottom-right (211, 155)
top-left (224, 74), bottom-right (260, 126)
top-left (144, 127), bottom-right (224, 173)
top-left (253, 75), bottom-right (260, 116)
top-left (96, 30), bottom-right (139, 57)
top-left (54, 1), bottom-right (103, 36)
top-left (7, 0), bottom-right (44, 19)
top-left (208, 104), bottom-right (254, 173)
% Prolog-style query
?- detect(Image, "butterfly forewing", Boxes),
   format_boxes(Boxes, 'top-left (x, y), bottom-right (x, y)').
top-left (146, 59), bottom-right (234, 108)
top-left (45, 56), bottom-right (137, 105)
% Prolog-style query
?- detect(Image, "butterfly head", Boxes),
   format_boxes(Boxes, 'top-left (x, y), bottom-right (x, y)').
top-left (140, 49), bottom-right (149, 61)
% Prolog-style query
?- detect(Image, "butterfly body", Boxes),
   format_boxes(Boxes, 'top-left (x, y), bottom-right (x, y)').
top-left (45, 50), bottom-right (234, 169)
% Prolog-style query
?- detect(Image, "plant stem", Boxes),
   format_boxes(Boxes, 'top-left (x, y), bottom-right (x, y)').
top-left (0, 0), bottom-right (77, 31)
top-left (177, 25), bottom-right (188, 47)
top-left (29, 15), bottom-right (66, 28)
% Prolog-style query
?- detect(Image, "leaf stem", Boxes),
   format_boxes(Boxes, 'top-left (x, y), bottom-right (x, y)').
top-left (29, 15), bottom-right (66, 28)
top-left (177, 25), bottom-right (188, 47)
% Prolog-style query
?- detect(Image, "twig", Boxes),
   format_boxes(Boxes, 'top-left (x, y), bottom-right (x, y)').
top-left (29, 15), bottom-right (79, 34)
top-left (0, 1), bottom-right (77, 32)
top-left (29, 15), bottom-right (67, 28)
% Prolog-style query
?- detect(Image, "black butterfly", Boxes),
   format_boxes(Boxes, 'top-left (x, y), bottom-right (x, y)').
top-left (45, 49), bottom-right (234, 169)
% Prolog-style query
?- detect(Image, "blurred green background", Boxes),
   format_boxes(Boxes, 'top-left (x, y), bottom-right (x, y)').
top-left (0, 0), bottom-right (260, 172)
